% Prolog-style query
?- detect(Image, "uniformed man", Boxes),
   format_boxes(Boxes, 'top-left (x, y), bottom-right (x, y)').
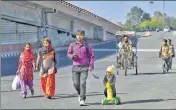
top-left (167, 39), bottom-right (175, 70)
top-left (119, 35), bottom-right (133, 67)
top-left (159, 39), bottom-right (170, 72)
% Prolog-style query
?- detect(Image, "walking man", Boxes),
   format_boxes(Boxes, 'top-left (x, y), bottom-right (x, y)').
top-left (159, 39), bottom-right (170, 72)
top-left (67, 30), bottom-right (95, 106)
top-left (167, 39), bottom-right (175, 70)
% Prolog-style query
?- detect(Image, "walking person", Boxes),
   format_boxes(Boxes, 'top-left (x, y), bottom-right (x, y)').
top-left (167, 39), bottom-right (175, 70)
top-left (35, 37), bottom-right (57, 99)
top-left (16, 43), bottom-right (35, 98)
top-left (159, 39), bottom-right (170, 72)
top-left (67, 30), bottom-right (95, 106)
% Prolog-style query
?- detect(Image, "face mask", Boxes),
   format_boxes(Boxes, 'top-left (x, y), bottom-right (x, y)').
top-left (25, 48), bottom-right (31, 52)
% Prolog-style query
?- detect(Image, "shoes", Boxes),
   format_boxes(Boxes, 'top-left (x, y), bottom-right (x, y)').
top-left (47, 96), bottom-right (51, 99)
top-left (80, 100), bottom-right (86, 106)
top-left (78, 95), bottom-right (81, 103)
top-left (78, 95), bottom-right (86, 106)
top-left (22, 94), bottom-right (26, 99)
top-left (31, 89), bottom-right (34, 96)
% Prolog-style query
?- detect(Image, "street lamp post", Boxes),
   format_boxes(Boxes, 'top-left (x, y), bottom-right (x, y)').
top-left (163, 0), bottom-right (165, 29)
top-left (149, 1), bottom-right (154, 16)
top-left (136, 12), bottom-right (144, 31)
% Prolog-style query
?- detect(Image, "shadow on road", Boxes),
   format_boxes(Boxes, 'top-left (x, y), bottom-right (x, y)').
top-left (27, 95), bottom-right (44, 99)
top-left (1, 90), bottom-right (20, 93)
top-left (122, 99), bottom-right (164, 105)
top-left (122, 98), bottom-right (176, 105)
top-left (53, 92), bottom-right (127, 99)
top-left (86, 102), bottom-right (102, 105)
top-left (84, 98), bottom-right (176, 106)
top-left (136, 72), bottom-right (176, 75)
top-left (165, 99), bottom-right (176, 101)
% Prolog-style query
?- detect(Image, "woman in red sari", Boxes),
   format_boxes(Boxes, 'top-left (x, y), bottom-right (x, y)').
top-left (36, 37), bottom-right (57, 99)
top-left (16, 43), bottom-right (35, 98)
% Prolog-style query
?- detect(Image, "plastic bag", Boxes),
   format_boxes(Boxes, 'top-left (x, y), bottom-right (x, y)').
top-left (12, 75), bottom-right (21, 90)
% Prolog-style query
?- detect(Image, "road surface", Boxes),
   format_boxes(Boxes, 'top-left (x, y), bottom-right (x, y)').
top-left (1, 32), bottom-right (176, 109)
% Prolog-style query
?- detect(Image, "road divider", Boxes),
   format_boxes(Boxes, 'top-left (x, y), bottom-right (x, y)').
top-left (1, 40), bottom-right (114, 58)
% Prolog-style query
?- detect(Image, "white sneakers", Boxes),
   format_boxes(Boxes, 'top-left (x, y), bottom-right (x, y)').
top-left (78, 95), bottom-right (86, 106)
top-left (80, 100), bottom-right (86, 106)
top-left (78, 95), bottom-right (81, 103)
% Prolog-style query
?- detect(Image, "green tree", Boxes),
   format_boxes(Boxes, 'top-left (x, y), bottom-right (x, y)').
top-left (139, 18), bottom-right (163, 30)
top-left (125, 6), bottom-right (151, 31)
top-left (170, 17), bottom-right (176, 29)
top-left (139, 20), bottom-right (150, 30)
top-left (150, 18), bottom-right (162, 29)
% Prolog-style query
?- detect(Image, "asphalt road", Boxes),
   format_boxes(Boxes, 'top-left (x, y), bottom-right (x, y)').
top-left (1, 32), bottom-right (176, 109)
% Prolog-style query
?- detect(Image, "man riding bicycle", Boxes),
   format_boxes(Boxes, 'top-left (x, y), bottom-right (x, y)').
top-left (118, 36), bottom-right (132, 49)
top-left (117, 35), bottom-right (134, 67)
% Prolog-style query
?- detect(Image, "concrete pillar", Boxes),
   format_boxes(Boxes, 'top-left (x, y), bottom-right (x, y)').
top-left (71, 20), bottom-right (74, 32)
top-left (103, 29), bottom-right (107, 41)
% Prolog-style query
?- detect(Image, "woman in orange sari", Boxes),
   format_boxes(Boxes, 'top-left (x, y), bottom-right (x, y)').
top-left (36, 37), bottom-right (57, 99)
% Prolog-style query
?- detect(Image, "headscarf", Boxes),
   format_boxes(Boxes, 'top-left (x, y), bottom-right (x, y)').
top-left (42, 37), bottom-right (54, 54)
top-left (22, 44), bottom-right (34, 62)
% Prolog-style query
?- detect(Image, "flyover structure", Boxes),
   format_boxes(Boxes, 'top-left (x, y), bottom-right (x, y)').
top-left (1, 1), bottom-right (124, 52)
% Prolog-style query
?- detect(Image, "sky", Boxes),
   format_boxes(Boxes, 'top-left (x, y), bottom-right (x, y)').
top-left (68, 1), bottom-right (176, 24)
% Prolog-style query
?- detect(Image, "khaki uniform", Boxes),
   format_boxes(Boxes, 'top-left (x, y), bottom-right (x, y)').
top-left (159, 45), bottom-right (170, 59)
top-left (168, 44), bottom-right (175, 69)
top-left (159, 45), bottom-right (170, 71)
top-left (120, 43), bottom-right (132, 53)
top-left (168, 44), bottom-right (175, 57)
top-left (119, 43), bottom-right (133, 66)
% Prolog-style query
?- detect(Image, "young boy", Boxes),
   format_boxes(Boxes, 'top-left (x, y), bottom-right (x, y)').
top-left (103, 65), bottom-right (116, 98)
